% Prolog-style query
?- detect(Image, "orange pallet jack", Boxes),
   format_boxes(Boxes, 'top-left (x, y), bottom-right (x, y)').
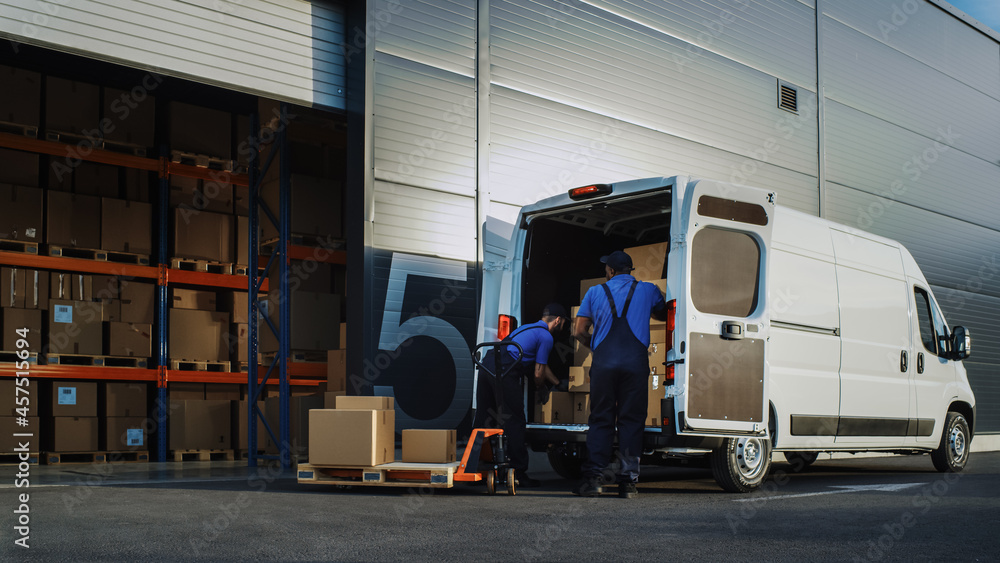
top-left (452, 341), bottom-right (525, 495)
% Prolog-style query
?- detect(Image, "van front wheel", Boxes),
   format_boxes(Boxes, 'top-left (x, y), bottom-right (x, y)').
top-left (931, 412), bottom-right (970, 473)
top-left (711, 436), bottom-right (772, 493)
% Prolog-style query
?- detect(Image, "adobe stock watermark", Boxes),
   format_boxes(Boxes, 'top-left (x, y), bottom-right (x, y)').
top-left (7, 0), bottom-right (71, 55)
top-left (939, 252), bottom-right (999, 312)
top-left (672, 0), bottom-right (752, 73)
top-left (342, 0), bottom-right (404, 63)
top-left (878, 0), bottom-right (921, 41)
top-left (534, 118), bottom-right (625, 200)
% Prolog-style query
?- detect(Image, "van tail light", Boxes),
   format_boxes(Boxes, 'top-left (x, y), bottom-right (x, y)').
top-left (498, 314), bottom-right (517, 341)
top-left (568, 183), bottom-right (612, 200)
top-left (665, 299), bottom-right (676, 351)
top-left (663, 363), bottom-right (674, 386)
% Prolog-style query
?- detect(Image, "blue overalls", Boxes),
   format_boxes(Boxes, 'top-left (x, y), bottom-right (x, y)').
top-left (582, 281), bottom-right (649, 484)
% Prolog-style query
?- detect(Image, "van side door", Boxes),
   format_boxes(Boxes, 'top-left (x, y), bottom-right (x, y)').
top-left (910, 284), bottom-right (953, 448)
top-left (676, 179), bottom-right (774, 436)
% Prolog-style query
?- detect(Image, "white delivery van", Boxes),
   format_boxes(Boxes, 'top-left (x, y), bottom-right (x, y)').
top-left (494, 175), bottom-right (975, 492)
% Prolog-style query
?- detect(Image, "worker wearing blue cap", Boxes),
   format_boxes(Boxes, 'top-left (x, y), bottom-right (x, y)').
top-left (572, 251), bottom-right (667, 498)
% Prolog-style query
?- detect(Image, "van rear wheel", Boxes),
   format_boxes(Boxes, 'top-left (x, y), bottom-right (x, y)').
top-left (931, 412), bottom-right (970, 472)
top-left (711, 436), bottom-right (772, 493)
top-left (547, 446), bottom-right (585, 480)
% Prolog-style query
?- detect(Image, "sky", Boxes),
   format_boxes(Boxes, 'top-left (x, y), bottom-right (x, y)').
top-left (946, 0), bottom-right (1000, 33)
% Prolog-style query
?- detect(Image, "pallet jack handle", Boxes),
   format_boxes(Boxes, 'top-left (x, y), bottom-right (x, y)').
top-left (472, 340), bottom-right (524, 423)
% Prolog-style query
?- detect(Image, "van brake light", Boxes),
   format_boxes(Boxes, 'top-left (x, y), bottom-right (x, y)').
top-left (666, 299), bottom-right (676, 351)
top-left (568, 184), bottom-right (612, 200)
top-left (498, 314), bottom-right (517, 341)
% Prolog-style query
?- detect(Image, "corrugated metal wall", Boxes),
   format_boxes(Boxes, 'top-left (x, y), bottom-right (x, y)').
top-left (0, 0), bottom-right (345, 108)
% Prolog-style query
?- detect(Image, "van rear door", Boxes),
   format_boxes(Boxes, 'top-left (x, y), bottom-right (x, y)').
top-left (676, 179), bottom-right (774, 435)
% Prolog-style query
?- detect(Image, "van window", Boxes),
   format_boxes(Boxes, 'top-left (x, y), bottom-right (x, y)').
top-left (914, 288), bottom-right (937, 354)
top-left (691, 227), bottom-right (760, 317)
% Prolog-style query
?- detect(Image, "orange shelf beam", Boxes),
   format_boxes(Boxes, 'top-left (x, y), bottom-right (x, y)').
top-left (0, 132), bottom-right (160, 171)
top-left (0, 251), bottom-right (160, 278)
top-left (165, 370), bottom-right (321, 386)
top-left (162, 161), bottom-right (249, 187)
top-left (166, 268), bottom-right (268, 291)
top-left (0, 365), bottom-right (159, 382)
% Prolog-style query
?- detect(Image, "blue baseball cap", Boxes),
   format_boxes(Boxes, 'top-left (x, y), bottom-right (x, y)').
top-left (600, 251), bottom-right (634, 273)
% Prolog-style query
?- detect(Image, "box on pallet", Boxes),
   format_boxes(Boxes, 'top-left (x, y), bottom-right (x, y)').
top-left (50, 416), bottom-right (99, 452)
top-left (168, 308), bottom-right (229, 362)
top-left (335, 396), bottom-right (393, 410)
top-left (47, 381), bottom-right (97, 417)
top-left (101, 382), bottom-right (147, 417)
top-left (120, 281), bottom-right (155, 324)
top-left (402, 429), bottom-right (456, 463)
top-left (105, 322), bottom-right (152, 357)
top-left (0, 65), bottom-right (40, 127)
top-left (102, 417), bottom-right (147, 450)
top-left (171, 288), bottom-right (217, 310)
top-left (172, 208), bottom-right (233, 263)
top-left (168, 399), bottom-right (231, 450)
top-left (0, 148), bottom-right (39, 187)
top-left (0, 184), bottom-right (43, 242)
top-left (48, 301), bottom-right (103, 356)
top-left (101, 198), bottom-right (152, 255)
top-left (46, 191), bottom-right (101, 249)
top-left (102, 86), bottom-right (155, 148)
top-left (309, 408), bottom-right (395, 466)
top-left (45, 77), bottom-right (99, 136)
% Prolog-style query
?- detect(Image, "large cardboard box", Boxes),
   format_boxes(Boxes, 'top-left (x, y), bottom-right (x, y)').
top-left (105, 322), bottom-right (152, 357)
top-left (169, 176), bottom-right (233, 214)
top-left (261, 174), bottom-right (342, 241)
top-left (74, 162), bottom-right (119, 198)
top-left (102, 417), bottom-right (148, 451)
top-left (2, 267), bottom-right (25, 307)
top-left (648, 326), bottom-right (668, 374)
top-left (647, 375), bottom-right (665, 427)
top-left (46, 191), bottom-right (102, 249)
top-left (401, 429), bottom-right (456, 463)
top-left (2, 308), bottom-right (42, 352)
top-left (48, 381), bottom-right (98, 417)
top-left (220, 291), bottom-right (251, 324)
top-left (0, 379), bottom-right (36, 417)
top-left (0, 148), bottom-right (39, 187)
top-left (120, 281), bottom-right (155, 324)
top-left (0, 65), bottom-right (40, 127)
top-left (0, 184), bottom-right (43, 242)
top-left (45, 77), bottom-right (100, 135)
top-left (579, 277), bottom-right (605, 303)
top-left (171, 288), bottom-right (217, 310)
top-left (47, 300), bottom-right (103, 356)
top-left (625, 242), bottom-right (668, 281)
top-left (102, 382), bottom-right (147, 417)
top-left (102, 87), bottom-right (155, 148)
top-left (51, 416), bottom-right (99, 452)
top-left (0, 417), bottom-right (38, 451)
top-left (260, 290), bottom-right (340, 352)
top-left (572, 339), bottom-right (592, 367)
top-left (172, 208), bottom-right (233, 263)
top-left (263, 394), bottom-right (324, 455)
top-left (568, 366), bottom-right (590, 392)
top-left (168, 399), bottom-right (232, 450)
top-left (169, 308), bottom-right (229, 361)
top-left (534, 391), bottom-right (574, 424)
top-left (101, 198), bottom-right (152, 255)
top-left (327, 349), bottom-right (346, 391)
top-left (169, 383), bottom-right (205, 400)
top-left (309, 408), bottom-right (395, 466)
top-left (335, 396), bottom-right (394, 410)
top-left (168, 102), bottom-right (232, 158)
top-left (572, 393), bottom-right (591, 424)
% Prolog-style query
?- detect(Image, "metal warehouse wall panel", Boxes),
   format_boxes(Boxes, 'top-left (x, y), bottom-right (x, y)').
top-left (373, 53), bottom-right (477, 197)
top-left (373, 180), bottom-right (477, 261)
top-left (585, 0), bottom-right (817, 88)
top-left (488, 86), bottom-right (819, 215)
top-left (822, 16), bottom-right (1000, 165)
top-left (374, 0), bottom-right (476, 77)
top-left (824, 184), bottom-right (1000, 302)
top-left (824, 100), bottom-right (1000, 232)
top-left (490, 0), bottom-right (819, 177)
top-left (0, 0), bottom-right (345, 108)
top-left (824, 0), bottom-right (1000, 97)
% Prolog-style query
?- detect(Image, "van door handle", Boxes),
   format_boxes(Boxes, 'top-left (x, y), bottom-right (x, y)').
top-left (721, 321), bottom-right (744, 340)
top-left (917, 352), bottom-right (924, 374)
top-left (900, 350), bottom-right (908, 372)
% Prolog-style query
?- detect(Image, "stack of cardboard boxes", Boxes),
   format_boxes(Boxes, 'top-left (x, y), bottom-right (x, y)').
top-left (48, 275), bottom-right (155, 359)
top-left (168, 383), bottom-right (233, 451)
top-left (43, 380), bottom-right (99, 452)
top-left (100, 382), bottom-right (148, 451)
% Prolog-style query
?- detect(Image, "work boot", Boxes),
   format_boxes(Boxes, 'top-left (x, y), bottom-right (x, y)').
top-left (618, 482), bottom-right (638, 499)
top-left (572, 477), bottom-right (602, 497)
top-left (516, 472), bottom-right (541, 488)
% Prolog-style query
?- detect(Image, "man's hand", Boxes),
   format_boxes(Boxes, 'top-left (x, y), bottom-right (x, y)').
top-left (573, 316), bottom-right (593, 349)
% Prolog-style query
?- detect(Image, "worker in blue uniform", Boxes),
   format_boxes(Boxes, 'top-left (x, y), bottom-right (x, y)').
top-left (474, 303), bottom-right (568, 487)
top-left (572, 251), bottom-right (667, 498)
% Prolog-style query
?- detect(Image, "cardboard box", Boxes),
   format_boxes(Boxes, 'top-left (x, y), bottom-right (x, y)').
top-left (579, 277), bottom-right (606, 302)
top-left (648, 326), bottom-right (668, 374)
top-left (234, 400), bottom-right (271, 451)
top-left (534, 391), bottom-right (574, 424)
top-left (205, 384), bottom-right (240, 401)
top-left (25, 270), bottom-right (47, 309)
top-left (336, 396), bottom-right (394, 410)
top-left (309, 408), bottom-right (395, 466)
top-left (48, 381), bottom-right (97, 417)
top-left (572, 393), bottom-right (591, 424)
top-left (402, 429), bottom-right (456, 463)
top-left (169, 176), bottom-right (234, 214)
top-left (169, 383), bottom-right (205, 400)
top-left (124, 168), bottom-right (151, 202)
top-left (48, 300), bottom-right (103, 355)
top-left (46, 191), bottom-right (102, 249)
top-left (1, 267), bottom-right (25, 308)
top-left (172, 208), bottom-right (233, 263)
top-left (45, 77), bottom-right (100, 136)
top-left (92, 275), bottom-right (120, 300)
top-left (50, 273), bottom-right (70, 301)
top-left (260, 291), bottom-right (340, 352)
top-left (340, 322), bottom-right (347, 349)
top-left (236, 215), bottom-right (250, 264)
top-left (2, 308), bottom-right (42, 352)
top-left (51, 416), bottom-right (99, 452)
top-left (263, 394), bottom-right (324, 455)
top-left (261, 174), bottom-right (342, 241)
top-left (0, 148), bottom-right (39, 187)
top-left (168, 399), bottom-right (231, 450)
top-left (105, 322), bottom-right (151, 357)
top-left (171, 288), bottom-right (217, 310)
top-left (0, 65), bottom-right (40, 127)
top-left (624, 242), bottom-right (668, 281)
top-left (102, 382), bottom-right (147, 417)
top-left (102, 87), bottom-right (155, 148)
top-left (227, 323), bottom-right (249, 364)
top-left (0, 417), bottom-right (38, 451)
top-left (101, 198), bottom-right (152, 254)
top-left (647, 375), bottom-right (665, 427)
top-left (100, 299), bottom-right (121, 322)
top-left (0, 379), bottom-right (36, 417)
top-left (102, 416), bottom-right (148, 450)
top-left (568, 366), bottom-right (590, 392)
top-left (74, 162), bottom-right (119, 198)
top-left (0, 184), bottom-right (43, 242)
top-left (323, 391), bottom-right (346, 409)
top-left (120, 281), bottom-right (155, 324)
top-left (219, 291), bottom-right (248, 323)
top-left (72, 275), bottom-right (93, 302)
top-left (169, 308), bottom-right (229, 361)
top-left (168, 102), bottom-right (232, 158)
top-left (327, 349), bottom-right (346, 391)
top-left (573, 339), bottom-right (592, 367)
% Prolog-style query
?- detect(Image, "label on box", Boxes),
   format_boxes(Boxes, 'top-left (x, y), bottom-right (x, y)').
top-left (126, 429), bottom-right (144, 446)
top-left (54, 304), bottom-right (73, 323)
top-left (58, 387), bottom-right (77, 405)
top-left (26, 228), bottom-right (36, 237)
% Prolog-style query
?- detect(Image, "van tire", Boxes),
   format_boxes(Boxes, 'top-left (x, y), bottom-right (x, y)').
top-left (710, 436), bottom-right (772, 493)
top-left (931, 412), bottom-right (970, 473)
top-left (783, 451), bottom-right (819, 471)
top-left (547, 447), bottom-right (584, 480)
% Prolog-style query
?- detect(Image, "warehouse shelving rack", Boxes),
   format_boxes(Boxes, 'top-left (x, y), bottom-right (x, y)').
top-left (0, 126), bottom-right (334, 462)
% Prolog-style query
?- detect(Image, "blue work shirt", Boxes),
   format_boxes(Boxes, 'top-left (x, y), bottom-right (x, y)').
top-left (505, 320), bottom-right (554, 365)
top-left (578, 275), bottom-right (666, 349)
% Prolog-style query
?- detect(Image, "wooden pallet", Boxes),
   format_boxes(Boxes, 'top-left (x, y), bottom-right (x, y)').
top-left (0, 120), bottom-right (38, 138)
top-left (170, 257), bottom-right (234, 275)
top-left (170, 150), bottom-right (235, 172)
top-left (45, 130), bottom-right (103, 148)
top-left (0, 351), bottom-right (38, 364)
top-left (104, 450), bottom-right (150, 463)
top-left (297, 461), bottom-right (461, 488)
top-left (0, 239), bottom-right (39, 254)
top-left (104, 249), bottom-right (150, 265)
top-left (47, 245), bottom-right (108, 261)
top-left (0, 452), bottom-right (40, 466)
top-left (170, 359), bottom-right (231, 372)
top-left (236, 449), bottom-right (266, 460)
top-left (171, 449), bottom-right (235, 462)
top-left (103, 139), bottom-right (148, 157)
top-left (102, 356), bottom-right (149, 368)
top-left (43, 451), bottom-right (107, 465)
top-left (46, 353), bottom-right (105, 366)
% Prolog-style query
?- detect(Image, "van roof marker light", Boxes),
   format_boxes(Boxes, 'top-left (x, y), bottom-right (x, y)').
top-left (568, 184), bottom-right (612, 200)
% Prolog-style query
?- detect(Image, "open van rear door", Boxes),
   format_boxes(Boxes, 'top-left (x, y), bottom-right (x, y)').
top-left (676, 179), bottom-right (774, 435)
